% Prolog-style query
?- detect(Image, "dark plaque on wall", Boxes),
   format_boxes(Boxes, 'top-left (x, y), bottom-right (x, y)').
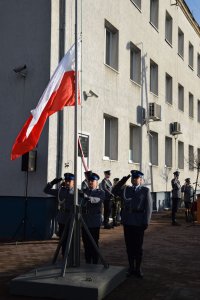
top-left (78, 136), bottom-right (89, 157)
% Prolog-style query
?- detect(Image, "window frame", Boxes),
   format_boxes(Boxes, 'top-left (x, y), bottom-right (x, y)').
top-left (105, 20), bottom-right (119, 71)
top-left (130, 42), bottom-right (141, 85)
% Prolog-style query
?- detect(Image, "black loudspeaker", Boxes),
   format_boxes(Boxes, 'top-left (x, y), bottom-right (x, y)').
top-left (21, 150), bottom-right (37, 172)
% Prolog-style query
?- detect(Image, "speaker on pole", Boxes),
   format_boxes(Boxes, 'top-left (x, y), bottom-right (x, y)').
top-left (21, 150), bottom-right (37, 172)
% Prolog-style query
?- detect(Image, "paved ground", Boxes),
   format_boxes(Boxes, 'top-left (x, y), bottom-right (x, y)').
top-left (0, 210), bottom-right (200, 300)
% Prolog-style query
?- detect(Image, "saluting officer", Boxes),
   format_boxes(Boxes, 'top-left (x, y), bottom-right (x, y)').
top-left (112, 170), bottom-right (152, 278)
top-left (43, 173), bottom-right (75, 257)
top-left (81, 170), bottom-right (92, 192)
top-left (111, 178), bottom-right (121, 226)
top-left (81, 172), bottom-right (105, 264)
top-left (171, 171), bottom-right (181, 225)
top-left (100, 170), bottom-right (113, 229)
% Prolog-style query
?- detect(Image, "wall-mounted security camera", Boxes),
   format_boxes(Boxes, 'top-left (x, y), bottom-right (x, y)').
top-left (83, 90), bottom-right (99, 101)
top-left (88, 90), bottom-right (98, 98)
top-left (13, 64), bottom-right (27, 77)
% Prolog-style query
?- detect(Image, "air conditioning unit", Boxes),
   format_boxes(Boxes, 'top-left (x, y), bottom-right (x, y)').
top-left (170, 122), bottom-right (182, 135)
top-left (149, 103), bottom-right (161, 121)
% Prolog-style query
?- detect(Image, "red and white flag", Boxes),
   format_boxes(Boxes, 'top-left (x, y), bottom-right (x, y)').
top-left (11, 42), bottom-right (80, 160)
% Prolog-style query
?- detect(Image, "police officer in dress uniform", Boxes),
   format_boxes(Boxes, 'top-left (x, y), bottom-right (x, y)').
top-left (181, 178), bottom-right (194, 222)
top-left (171, 171), bottom-right (181, 225)
top-left (111, 178), bottom-right (121, 226)
top-left (100, 170), bottom-right (113, 229)
top-left (43, 173), bottom-right (75, 257)
top-left (112, 170), bottom-right (152, 278)
top-left (81, 172), bottom-right (105, 264)
top-left (81, 170), bottom-right (92, 192)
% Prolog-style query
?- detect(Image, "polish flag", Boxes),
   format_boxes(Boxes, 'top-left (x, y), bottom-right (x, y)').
top-left (11, 42), bottom-right (80, 160)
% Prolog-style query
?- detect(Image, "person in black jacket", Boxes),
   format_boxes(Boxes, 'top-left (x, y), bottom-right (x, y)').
top-left (43, 173), bottom-right (75, 257)
top-left (112, 170), bottom-right (152, 278)
top-left (181, 178), bottom-right (194, 222)
top-left (81, 172), bottom-right (105, 264)
top-left (171, 171), bottom-right (181, 225)
top-left (100, 170), bottom-right (113, 229)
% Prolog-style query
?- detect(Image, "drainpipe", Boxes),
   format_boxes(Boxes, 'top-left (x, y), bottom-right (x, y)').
top-left (56, 0), bottom-right (66, 179)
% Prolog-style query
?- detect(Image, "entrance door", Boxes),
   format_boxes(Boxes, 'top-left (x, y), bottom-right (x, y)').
top-left (78, 133), bottom-right (90, 188)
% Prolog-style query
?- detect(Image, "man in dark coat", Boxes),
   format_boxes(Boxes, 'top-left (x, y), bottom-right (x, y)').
top-left (112, 170), bottom-right (152, 278)
top-left (81, 172), bottom-right (105, 264)
top-left (43, 173), bottom-right (75, 257)
top-left (81, 170), bottom-right (92, 192)
top-left (100, 170), bottom-right (113, 229)
top-left (171, 171), bottom-right (181, 225)
top-left (181, 178), bottom-right (194, 222)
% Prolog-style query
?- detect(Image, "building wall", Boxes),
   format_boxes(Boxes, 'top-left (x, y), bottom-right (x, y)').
top-left (0, 0), bottom-right (51, 196)
top-left (0, 0), bottom-right (200, 199)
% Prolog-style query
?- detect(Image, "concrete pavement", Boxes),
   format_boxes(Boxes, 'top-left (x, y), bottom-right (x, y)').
top-left (1, 210), bottom-right (200, 299)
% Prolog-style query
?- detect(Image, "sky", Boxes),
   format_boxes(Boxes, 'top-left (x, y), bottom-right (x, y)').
top-left (184, 0), bottom-right (200, 25)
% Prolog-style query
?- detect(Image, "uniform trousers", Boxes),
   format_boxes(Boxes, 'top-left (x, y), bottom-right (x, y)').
top-left (171, 198), bottom-right (180, 223)
top-left (104, 198), bottom-right (112, 225)
top-left (123, 225), bottom-right (144, 268)
top-left (58, 222), bottom-right (70, 257)
top-left (81, 227), bottom-right (100, 264)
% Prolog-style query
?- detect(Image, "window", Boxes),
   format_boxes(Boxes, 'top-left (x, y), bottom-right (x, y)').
top-left (130, 0), bottom-right (141, 10)
top-left (165, 137), bottom-right (172, 167)
top-left (165, 11), bottom-right (173, 45)
top-left (150, 0), bottom-right (159, 29)
top-left (198, 100), bottom-right (200, 122)
top-left (129, 124), bottom-right (141, 163)
top-left (130, 43), bottom-right (141, 84)
top-left (178, 27), bottom-right (184, 58)
top-left (150, 59), bottom-right (158, 95)
top-left (197, 148), bottom-right (200, 165)
top-left (165, 73), bottom-right (172, 104)
top-left (189, 145), bottom-right (194, 170)
top-left (188, 42), bottom-right (194, 69)
top-left (189, 92), bottom-right (194, 118)
top-left (104, 115), bottom-right (118, 160)
top-left (178, 83), bottom-right (184, 111)
top-left (105, 20), bottom-right (119, 71)
top-left (178, 141), bottom-right (184, 169)
top-left (197, 53), bottom-right (200, 76)
top-left (149, 131), bottom-right (158, 165)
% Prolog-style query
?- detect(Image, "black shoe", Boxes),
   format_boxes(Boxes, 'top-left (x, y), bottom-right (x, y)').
top-left (126, 268), bottom-right (135, 277)
top-left (104, 224), bottom-right (112, 229)
top-left (113, 222), bottom-right (120, 227)
top-left (135, 269), bottom-right (143, 278)
top-left (172, 221), bottom-right (181, 226)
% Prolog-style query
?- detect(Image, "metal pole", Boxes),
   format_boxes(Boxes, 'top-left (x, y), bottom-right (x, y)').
top-left (73, 0), bottom-right (80, 266)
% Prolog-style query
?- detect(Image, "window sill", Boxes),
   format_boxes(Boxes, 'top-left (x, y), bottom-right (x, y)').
top-left (177, 52), bottom-right (184, 60)
top-left (149, 21), bottom-right (159, 32)
top-left (128, 160), bottom-right (140, 165)
top-left (149, 91), bottom-right (159, 98)
top-left (188, 64), bottom-right (194, 71)
top-left (166, 100), bottom-right (173, 106)
top-left (103, 156), bottom-right (118, 162)
top-left (130, 79), bottom-right (141, 87)
top-left (104, 63), bottom-right (119, 74)
top-left (165, 39), bottom-right (173, 48)
top-left (130, 0), bottom-right (141, 12)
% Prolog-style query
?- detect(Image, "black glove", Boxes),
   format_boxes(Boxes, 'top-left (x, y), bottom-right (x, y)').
top-left (142, 224), bottom-right (148, 230)
top-left (50, 178), bottom-right (62, 185)
top-left (120, 174), bottom-right (131, 185)
top-left (78, 189), bottom-right (84, 198)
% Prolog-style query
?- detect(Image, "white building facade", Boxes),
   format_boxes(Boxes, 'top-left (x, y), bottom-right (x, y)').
top-left (0, 0), bottom-right (200, 236)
